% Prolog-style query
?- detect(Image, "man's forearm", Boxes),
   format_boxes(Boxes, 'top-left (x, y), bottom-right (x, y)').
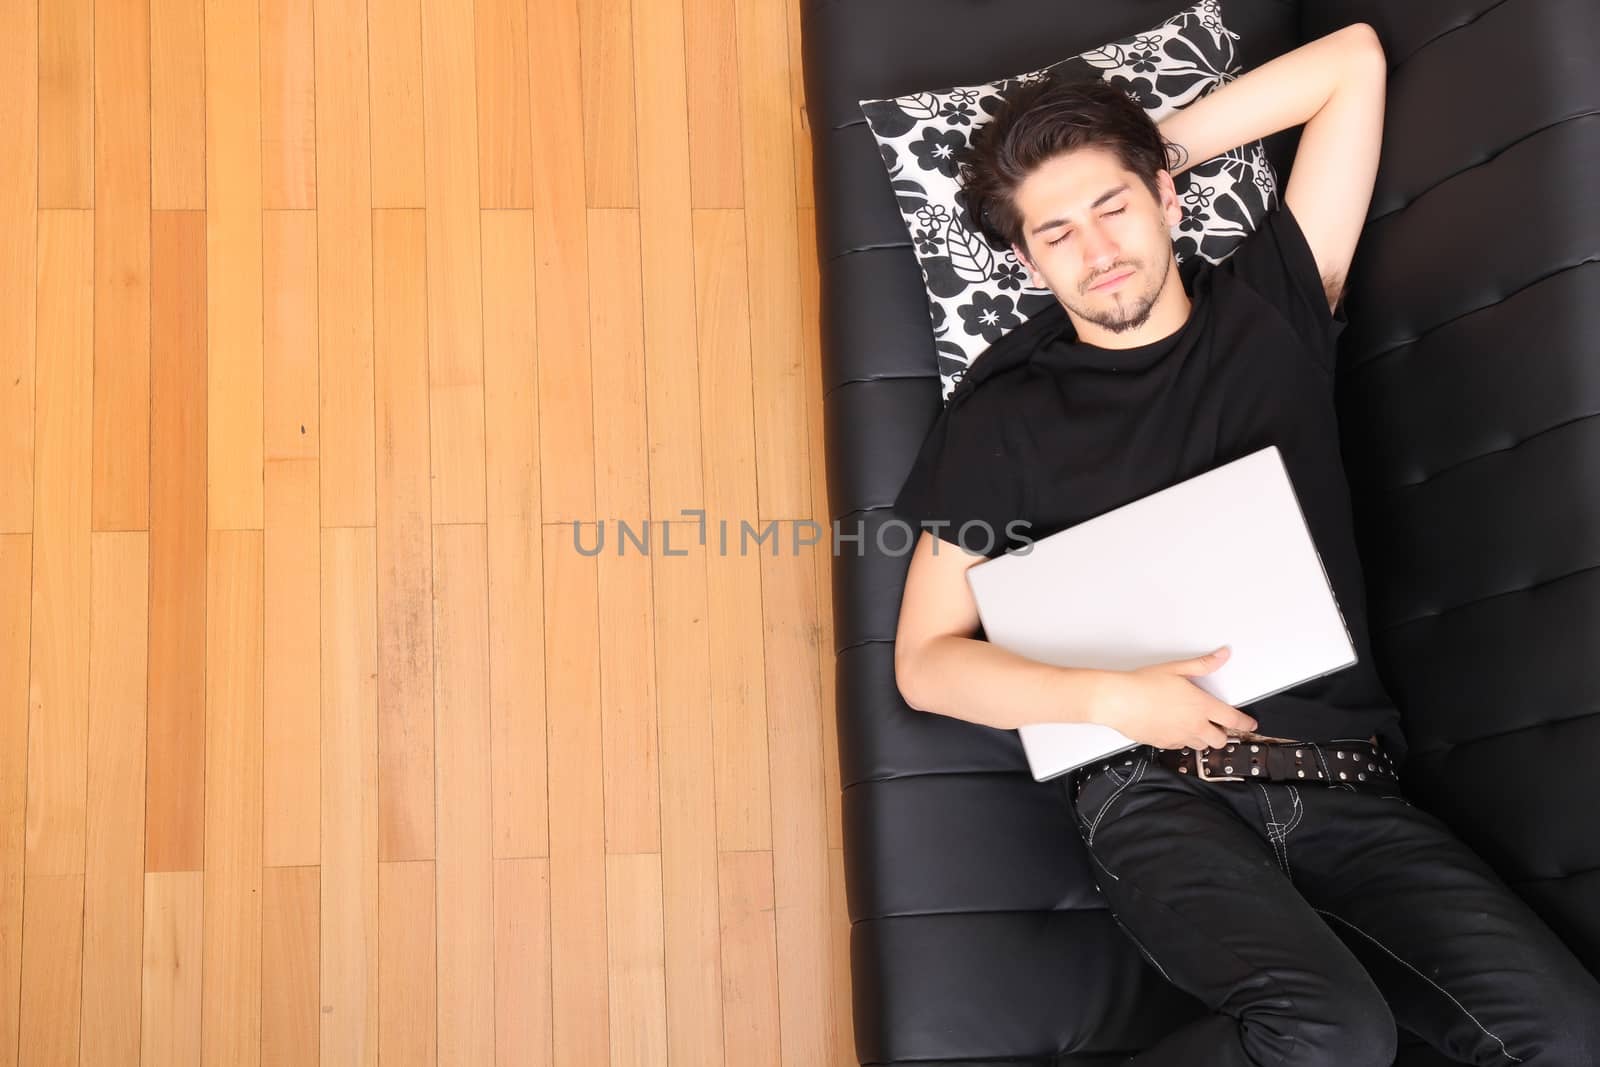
top-left (897, 634), bottom-right (1111, 732)
top-left (1157, 24), bottom-right (1378, 176)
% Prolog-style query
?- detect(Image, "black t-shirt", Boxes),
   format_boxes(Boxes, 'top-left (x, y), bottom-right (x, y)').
top-left (894, 203), bottom-right (1408, 772)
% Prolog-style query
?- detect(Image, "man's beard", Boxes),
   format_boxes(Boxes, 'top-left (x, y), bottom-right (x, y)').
top-left (1067, 254), bottom-right (1171, 334)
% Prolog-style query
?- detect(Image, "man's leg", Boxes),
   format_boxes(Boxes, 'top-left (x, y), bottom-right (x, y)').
top-left (1070, 747), bottom-right (1398, 1067)
top-left (1279, 762), bottom-right (1600, 1065)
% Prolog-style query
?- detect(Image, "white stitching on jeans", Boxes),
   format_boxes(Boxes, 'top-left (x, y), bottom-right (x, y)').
top-left (1312, 908), bottom-right (1524, 1064)
top-left (1283, 785), bottom-right (1303, 836)
top-left (1111, 912), bottom-right (1174, 984)
top-left (1088, 752), bottom-right (1148, 847)
top-left (1256, 784), bottom-right (1287, 875)
top-left (1256, 784), bottom-right (1306, 880)
top-left (1280, 786), bottom-right (1303, 878)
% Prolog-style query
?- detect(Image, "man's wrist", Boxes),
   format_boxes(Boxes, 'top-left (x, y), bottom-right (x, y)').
top-left (1060, 666), bottom-right (1117, 727)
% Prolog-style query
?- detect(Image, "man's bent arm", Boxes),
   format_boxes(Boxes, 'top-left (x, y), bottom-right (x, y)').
top-left (896, 633), bottom-right (1111, 732)
top-left (1155, 23), bottom-right (1387, 311)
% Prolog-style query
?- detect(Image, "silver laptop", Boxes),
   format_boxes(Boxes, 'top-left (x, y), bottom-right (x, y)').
top-left (965, 445), bottom-right (1357, 783)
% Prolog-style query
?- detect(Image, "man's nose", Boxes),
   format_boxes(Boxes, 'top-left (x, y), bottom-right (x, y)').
top-left (1079, 223), bottom-right (1119, 269)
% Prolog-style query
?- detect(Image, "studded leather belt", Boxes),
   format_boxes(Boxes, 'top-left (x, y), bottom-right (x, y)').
top-left (1152, 738), bottom-right (1398, 786)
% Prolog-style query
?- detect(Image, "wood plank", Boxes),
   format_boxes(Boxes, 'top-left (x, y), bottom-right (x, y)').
top-left (140, 871), bottom-right (203, 1067)
top-left (717, 850), bottom-right (782, 1067)
top-left (588, 208), bottom-right (661, 858)
top-left (262, 866), bottom-right (319, 1067)
top-left (543, 523), bottom-right (609, 1063)
top-left (37, 0), bottom-right (92, 208)
top-left (367, 0), bottom-right (426, 209)
top-left (421, 0), bottom-right (488, 527)
top-left (605, 853), bottom-right (669, 1063)
top-left (205, 0), bottom-right (265, 530)
top-left (732, 0), bottom-right (809, 520)
top-left (90, 0), bottom-right (153, 531)
top-left (782, 0), bottom-right (813, 211)
top-left (80, 532), bottom-right (149, 1067)
top-left (652, 526), bottom-right (726, 1065)
top-left (761, 550), bottom-right (830, 1067)
top-left (264, 209), bottom-right (322, 869)
top-left (690, 210), bottom-right (759, 524)
top-left (596, 536), bottom-right (659, 857)
top-left (312, 0), bottom-right (377, 528)
top-left (146, 209), bottom-right (207, 873)
top-left (528, 0), bottom-right (596, 523)
top-left (479, 211), bottom-right (549, 861)
top-left (373, 209), bottom-right (436, 863)
top-left (262, 0), bottom-right (317, 209)
top-left (682, 0), bottom-right (743, 209)
top-left (321, 526), bottom-right (380, 1067)
top-left (578, 0), bottom-right (639, 207)
top-left (493, 857), bottom-right (553, 1066)
top-left (378, 861), bottom-right (436, 1067)
top-left (17, 874), bottom-right (84, 1065)
top-left (0, 0), bottom-right (36, 535)
top-left (828, 846), bottom-right (855, 1067)
top-left (27, 209), bottom-right (93, 879)
top-left (632, 0), bottom-right (707, 517)
top-left (474, 0), bottom-right (533, 208)
top-left (692, 210), bottom-right (771, 854)
top-left (201, 530), bottom-right (264, 1067)
top-left (588, 208), bottom-right (650, 523)
top-left (431, 525), bottom-right (495, 1064)
top-left (151, 0), bottom-right (206, 208)
top-left (0, 536), bottom-right (31, 1065)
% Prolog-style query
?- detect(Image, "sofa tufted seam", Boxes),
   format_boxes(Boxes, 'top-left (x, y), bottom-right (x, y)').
top-left (1379, 559), bottom-right (1600, 633)
top-left (1377, 407), bottom-right (1600, 494)
top-left (1384, 0), bottom-right (1522, 74)
top-left (1387, 707), bottom-right (1600, 765)
top-left (1513, 862), bottom-right (1600, 886)
top-left (1343, 254), bottom-right (1600, 372)
top-left (1366, 109), bottom-right (1600, 227)
top-left (823, 372), bottom-right (937, 399)
top-left (826, 239), bottom-right (912, 262)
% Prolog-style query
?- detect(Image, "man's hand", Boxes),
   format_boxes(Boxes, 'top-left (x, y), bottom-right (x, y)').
top-left (1091, 646), bottom-right (1261, 752)
top-left (1156, 24), bottom-right (1387, 312)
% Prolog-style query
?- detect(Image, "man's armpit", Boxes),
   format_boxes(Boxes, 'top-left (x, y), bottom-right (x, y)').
top-left (1322, 270), bottom-right (1347, 316)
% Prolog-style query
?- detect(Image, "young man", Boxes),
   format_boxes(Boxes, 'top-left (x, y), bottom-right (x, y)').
top-left (892, 23), bottom-right (1600, 1066)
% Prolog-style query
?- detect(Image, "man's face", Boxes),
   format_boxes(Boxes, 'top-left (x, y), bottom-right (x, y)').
top-left (1009, 146), bottom-right (1183, 335)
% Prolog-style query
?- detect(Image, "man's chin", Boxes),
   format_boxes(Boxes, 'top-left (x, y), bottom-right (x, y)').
top-left (1074, 300), bottom-right (1155, 334)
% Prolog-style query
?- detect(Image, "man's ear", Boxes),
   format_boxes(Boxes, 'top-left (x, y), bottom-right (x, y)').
top-left (1155, 169), bottom-right (1182, 227)
top-left (1011, 241), bottom-right (1037, 277)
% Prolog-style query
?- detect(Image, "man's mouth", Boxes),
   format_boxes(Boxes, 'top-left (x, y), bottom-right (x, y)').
top-left (1088, 268), bottom-right (1136, 292)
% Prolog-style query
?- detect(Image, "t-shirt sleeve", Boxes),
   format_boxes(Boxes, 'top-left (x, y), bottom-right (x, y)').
top-left (1219, 202), bottom-right (1350, 374)
top-left (893, 402), bottom-right (1027, 559)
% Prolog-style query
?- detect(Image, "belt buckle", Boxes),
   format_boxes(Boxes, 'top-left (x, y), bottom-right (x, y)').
top-left (1195, 745), bottom-right (1245, 783)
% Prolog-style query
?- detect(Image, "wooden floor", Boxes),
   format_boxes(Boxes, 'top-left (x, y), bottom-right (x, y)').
top-left (0, 0), bottom-right (853, 1063)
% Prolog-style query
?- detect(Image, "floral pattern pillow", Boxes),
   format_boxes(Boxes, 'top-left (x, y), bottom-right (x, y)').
top-left (860, 0), bottom-right (1278, 402)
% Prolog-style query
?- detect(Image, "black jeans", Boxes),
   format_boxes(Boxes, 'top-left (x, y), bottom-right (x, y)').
top-left (1066, 743), bottom-right (1600, 1066)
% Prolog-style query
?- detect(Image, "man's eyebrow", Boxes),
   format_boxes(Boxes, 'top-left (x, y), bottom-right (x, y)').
top-left (1029, 184), bottom-right (1131, 236)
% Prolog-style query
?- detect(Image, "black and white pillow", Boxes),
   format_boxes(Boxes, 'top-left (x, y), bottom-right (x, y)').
top-left (860, 0), bottom-right (1278, 403)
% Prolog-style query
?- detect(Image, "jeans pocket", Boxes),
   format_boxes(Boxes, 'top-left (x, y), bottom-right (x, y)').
top-left (1076, 751), bottom-right (1149, 845)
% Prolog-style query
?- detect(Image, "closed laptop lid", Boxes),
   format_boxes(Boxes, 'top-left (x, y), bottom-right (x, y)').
top-left (965, 445), bottom-right (1356, 783)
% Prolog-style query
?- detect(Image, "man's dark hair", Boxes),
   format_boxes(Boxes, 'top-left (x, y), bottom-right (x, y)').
top-left (958, 76), bottom-right (1183, 253)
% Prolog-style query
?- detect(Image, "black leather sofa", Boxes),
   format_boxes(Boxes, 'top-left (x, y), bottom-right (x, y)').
top-left (800, 0), bottom-right (1600, 1062)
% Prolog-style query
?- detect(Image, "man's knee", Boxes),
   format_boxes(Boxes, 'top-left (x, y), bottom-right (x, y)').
top-left (1272, 981), bottom-right (1396, 1067)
